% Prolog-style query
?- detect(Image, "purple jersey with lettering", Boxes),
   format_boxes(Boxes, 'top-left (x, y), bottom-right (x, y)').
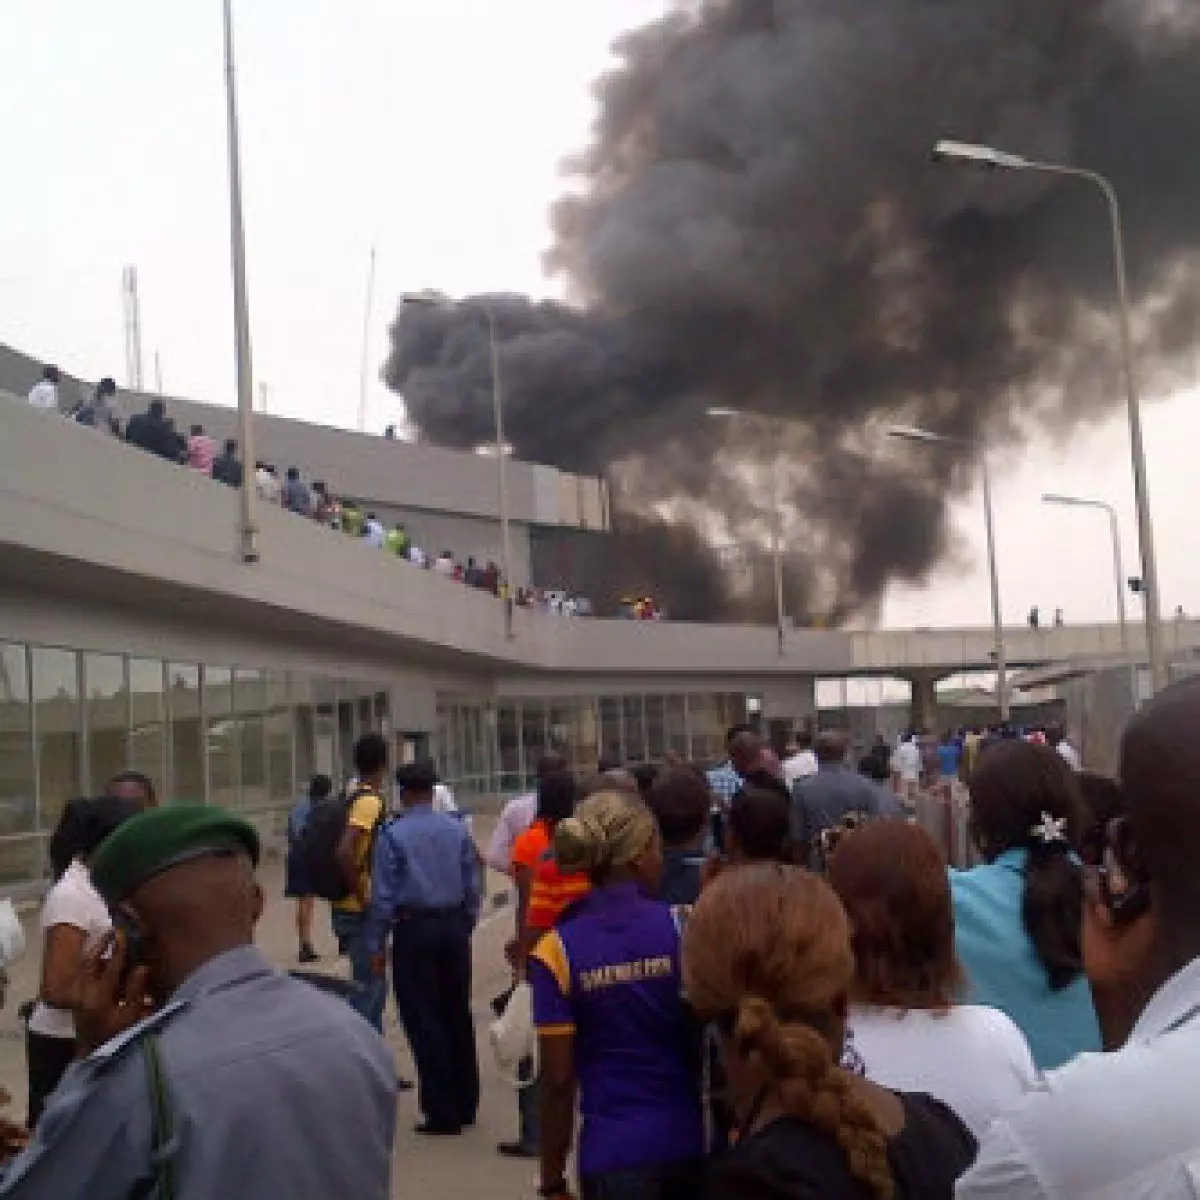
top-left (529, 882), bottom-right (703, 1177)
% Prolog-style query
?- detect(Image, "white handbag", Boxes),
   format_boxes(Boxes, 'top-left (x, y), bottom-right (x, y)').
top-left (489, 980), bottom-right (536, 1087)
top-left (0, 899), bottom-right (25, 968)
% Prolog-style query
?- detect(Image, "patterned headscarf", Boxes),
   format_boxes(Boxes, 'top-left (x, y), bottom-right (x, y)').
top-left (554, 790), bottom-right (658, 879)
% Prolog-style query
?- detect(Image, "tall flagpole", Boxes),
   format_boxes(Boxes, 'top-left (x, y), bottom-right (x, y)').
top-left (223, 0), bottom-right (259, 563)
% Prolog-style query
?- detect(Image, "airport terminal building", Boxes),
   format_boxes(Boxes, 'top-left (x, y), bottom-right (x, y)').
top-left (0, 348), bottom-right (1185, 892)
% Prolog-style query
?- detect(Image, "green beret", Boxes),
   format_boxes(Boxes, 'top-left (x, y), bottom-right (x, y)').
top-left (90, 804), bottom-right (260, 906)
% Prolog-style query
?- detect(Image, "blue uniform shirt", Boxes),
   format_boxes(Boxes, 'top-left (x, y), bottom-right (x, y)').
top-left (364, 803), bottom-right (481, 955)
top-left (0, 946), bottom-right (396, 1199)
top-left (951, 849), bottom-right (1101, 1070)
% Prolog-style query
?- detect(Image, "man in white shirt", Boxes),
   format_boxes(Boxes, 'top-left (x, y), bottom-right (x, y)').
top-left (782, 730), bottom-right (818, 787)
top-left (958, 677), bottom-right (1200, 1200)
top-left (254, 462), bottom-right (280, 504)
top-left (892, 733), bottom-right (922, 803)
top-left (483, 752), bottom-right (567, 876)
top-left (27, 365), bottom-right (61, 412)
top-left (362, 513), bottom-right (386, 548)
top-left (1050, 724), bottom-right (1082, 772)
top-left (434, 551), bottom-right (456, 577)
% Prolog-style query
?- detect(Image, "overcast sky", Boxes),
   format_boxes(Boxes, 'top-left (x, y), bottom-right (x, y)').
top-left (3, 1), bottom-right (1197, 634)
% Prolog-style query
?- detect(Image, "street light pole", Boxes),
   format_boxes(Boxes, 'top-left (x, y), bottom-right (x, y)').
top-left (979, 458), bottom-right (1009, 722)
top-left (222, 0), bottom-right (258, 564)
top-left (933, 140), bottom-right (1165, 693)
top-left (402, 292), bottom-right (514, 638)
top-left (706, 406), bottom-right (786, 654)
top-left (487, 307), bottom-right (515, 640)
top-left (1041, 493), bottom-right (1128, 650)
top-left (888, 426), bottom-right (1008, 721)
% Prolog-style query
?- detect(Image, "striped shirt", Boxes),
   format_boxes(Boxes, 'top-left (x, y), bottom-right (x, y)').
top-left (705, 761), bottom-right (742, 806)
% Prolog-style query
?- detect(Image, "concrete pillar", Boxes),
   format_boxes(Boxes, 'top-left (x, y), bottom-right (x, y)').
top-left (907, 671), bottom-right (942, 733)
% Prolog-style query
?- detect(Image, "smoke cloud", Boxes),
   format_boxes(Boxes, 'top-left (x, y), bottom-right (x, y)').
top-left (385, 0), bottom-right (1200, 622)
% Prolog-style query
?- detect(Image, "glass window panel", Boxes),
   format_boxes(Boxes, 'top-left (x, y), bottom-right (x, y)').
top-left (205, 666), bottom-right (237, 808)
top-left (267, 709), bottom-right (294, 805)
top-left (0, 645), bottom-right (34, 839)
top-left (598, 697), bottom-right (622, 765)
top-left (665, 695), bottom-right (688, 759)
top-left (337, 700), bottom-right (355, 786)
top-left (645, 695), bottom-right (666, 762)
top-left (622, 695), bottom-right (646, 763)
top-left (237, 669), bottom-right (268, 809)
top-left (167, 664), bottom-right (204, 802)
top-left (520, 700), bottom-right (547, 789)
top-left (0, 835), bottom-right (45, 888)
top-left (84, 654), bottom-right (127, 794)
top-left (688, 694), bottom-right (722, 766)
top-left (128, 659), bottom-right (165, 802)
top-left (576, 697), bottom-right (599, 773)
top-left (313, 702), bottom-right (336, 781)
top-left (434, 704), bottom-right (452, 786)
top-left (497, 703), bottom-right (520, 792)
top-left (33, 647), bottom-right (82, 833)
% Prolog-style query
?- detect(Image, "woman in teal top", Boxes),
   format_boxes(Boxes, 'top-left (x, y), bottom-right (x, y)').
top-left (950, 739), bottom-right (1101, 1070)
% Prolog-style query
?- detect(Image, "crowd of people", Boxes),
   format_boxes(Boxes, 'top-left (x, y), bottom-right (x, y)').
top-left (6, 682), bottom-right (1200, 1196)
top-left (24, 369), bottom-right (597, 616)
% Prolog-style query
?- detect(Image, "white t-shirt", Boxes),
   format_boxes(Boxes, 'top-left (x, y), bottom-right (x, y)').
top-left (845, 1003), bottom-right (1037, 1138)
top-left (28, 860), bottom-right (112, 1040)
top-left (27, 380), bottom-right (59, 411)
top-left (782, 749), bottom-right (818, 786)
top-left (1056, 741), bottom-right (1082, 772)
top-left (893, 740), bottom-right (922, 784)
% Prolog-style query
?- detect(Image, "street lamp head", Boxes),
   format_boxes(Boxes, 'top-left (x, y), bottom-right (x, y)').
top-left (931, 139), bottom-right (1028, 171)
top-left (886, 424), bottom-right (949, 446)
top-left (400, 290), bottom-right (450, 309)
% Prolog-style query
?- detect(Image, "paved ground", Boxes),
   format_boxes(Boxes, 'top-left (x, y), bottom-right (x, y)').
top-left (0, 817), bottom-right (542, 1199)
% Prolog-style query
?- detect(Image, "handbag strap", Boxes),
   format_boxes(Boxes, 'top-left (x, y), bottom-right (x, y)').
top-left (141, 1034), bottom-right (176, 1200)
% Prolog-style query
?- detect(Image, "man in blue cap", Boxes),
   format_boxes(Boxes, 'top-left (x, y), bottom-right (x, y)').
top-left (0, 805), bottom-right (397, 1199)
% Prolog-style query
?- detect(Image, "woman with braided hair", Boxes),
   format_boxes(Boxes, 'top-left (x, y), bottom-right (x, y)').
top-left (685, 865), bottom-right (975, 1199)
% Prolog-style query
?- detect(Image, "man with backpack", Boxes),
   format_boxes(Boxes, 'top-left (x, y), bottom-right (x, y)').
top-left (294, 734), bottom-right (389, 1032)
top-left (285, 774), bottom-right (331, 965)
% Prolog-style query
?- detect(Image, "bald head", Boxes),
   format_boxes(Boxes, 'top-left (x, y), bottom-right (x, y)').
top-left (815, 730), bottom-right (849, 765)
top-left (125, 851), bottom-right (262, 1000)
top-left (729, 730), bottom-right (763, 775)
top-left (1121, 678), bottom-right (1200, 927)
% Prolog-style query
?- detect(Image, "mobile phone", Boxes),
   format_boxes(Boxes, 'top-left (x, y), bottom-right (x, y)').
top-left (110, 909), bottom-right (143, 988)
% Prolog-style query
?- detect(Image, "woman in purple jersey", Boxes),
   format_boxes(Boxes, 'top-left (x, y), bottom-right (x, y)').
top-left (528, 790), bottom-right (704, 1200)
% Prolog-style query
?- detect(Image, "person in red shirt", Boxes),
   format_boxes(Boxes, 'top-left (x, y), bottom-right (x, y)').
top-left (500, 770), bottom-right (589, 1161)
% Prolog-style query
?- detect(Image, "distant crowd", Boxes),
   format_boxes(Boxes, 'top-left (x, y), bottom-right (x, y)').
top-left (26, 366), bottom-right (595, 614)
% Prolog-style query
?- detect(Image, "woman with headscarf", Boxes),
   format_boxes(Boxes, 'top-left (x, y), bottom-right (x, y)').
top-left (529, 790), bottom-right (704, 1200)
top-left (952, 739), bottom-right (1101, 1069)
top-left (686, 865), bottom-right (977, 1199)
top-left (27, 794), bottom-right (141, 1125)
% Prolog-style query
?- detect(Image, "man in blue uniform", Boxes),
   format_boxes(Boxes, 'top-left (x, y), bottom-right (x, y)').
top-left (0, 805), bottom-right (396, 1199)
top-left (367, 759), bottom-right (481, 1136)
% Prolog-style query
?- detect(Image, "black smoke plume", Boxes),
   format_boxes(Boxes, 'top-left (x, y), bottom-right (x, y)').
top-left (385, 0), bottom-right (1200, 622)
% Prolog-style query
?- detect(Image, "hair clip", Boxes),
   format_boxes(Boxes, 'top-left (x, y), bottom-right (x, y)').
top-left (1030, 812), bottom-right (1068, 846)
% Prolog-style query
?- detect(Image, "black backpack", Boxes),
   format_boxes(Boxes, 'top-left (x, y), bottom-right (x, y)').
top-left (296, 785), bottom-right (380, 902)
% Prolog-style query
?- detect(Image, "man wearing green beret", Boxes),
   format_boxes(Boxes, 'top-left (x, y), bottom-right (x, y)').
top-left (0, 805), bottom-right (397, 1199)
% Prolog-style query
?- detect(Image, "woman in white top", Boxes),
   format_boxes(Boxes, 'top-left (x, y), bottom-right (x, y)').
top-left (27, 796), bottom-right (141, 1125)
top-left (827, 819), bottom-right (1037, 1138)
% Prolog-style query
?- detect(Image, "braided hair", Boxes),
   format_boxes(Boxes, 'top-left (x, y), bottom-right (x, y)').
top-left (684, 865), bottom-right (894, 1199)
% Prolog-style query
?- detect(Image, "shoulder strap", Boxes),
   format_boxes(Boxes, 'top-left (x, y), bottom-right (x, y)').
top-left (139, 1034), bottom-right (177, 1200)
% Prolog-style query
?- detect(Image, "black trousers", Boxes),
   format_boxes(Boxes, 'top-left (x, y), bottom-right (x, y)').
top-left (581, 1158), bottom-right (707, 1200)
top-left (26, 1029), bottom-right (76, 1127)
top-left (391, 908), bottom-right (479, 1130)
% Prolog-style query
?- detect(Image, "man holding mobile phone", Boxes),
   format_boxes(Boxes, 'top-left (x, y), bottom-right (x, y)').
top-left (0, 806), bottom-right (397, 1199)
top-left (959, 678), bottom-right (1200, 1199)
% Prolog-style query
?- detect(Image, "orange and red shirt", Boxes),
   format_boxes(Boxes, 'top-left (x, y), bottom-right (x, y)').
top-left (511, 818), bottom-right (590, 930)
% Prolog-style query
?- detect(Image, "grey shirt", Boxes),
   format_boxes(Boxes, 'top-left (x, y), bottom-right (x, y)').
top-left (792, 763), bottom-right (884, 860)
top-left (1, 945), bottom-right (397, 1199)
